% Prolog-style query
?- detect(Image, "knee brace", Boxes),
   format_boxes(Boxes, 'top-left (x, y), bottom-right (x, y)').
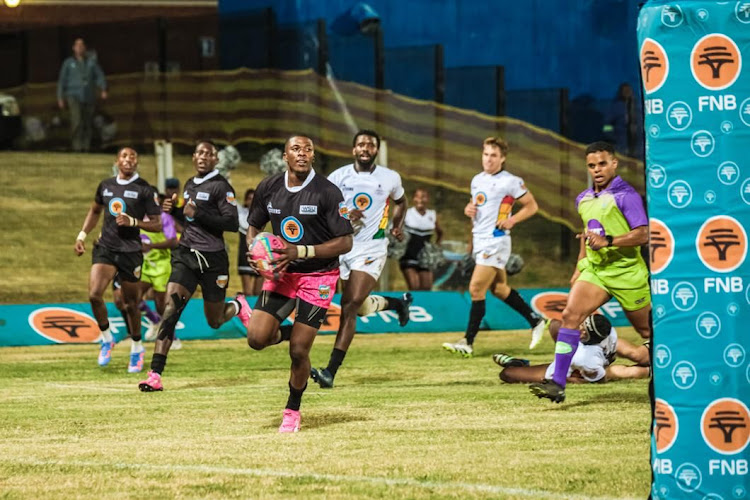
top-left (157, 293), bottom-right (187, 341)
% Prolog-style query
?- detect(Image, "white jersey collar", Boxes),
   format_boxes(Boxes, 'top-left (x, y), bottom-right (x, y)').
top-left (193, 169), bottom-right (220, 185)
top-left (285, 168), bottom-right (316, 193)
top-left (115, 173), bottom-right (140, 185)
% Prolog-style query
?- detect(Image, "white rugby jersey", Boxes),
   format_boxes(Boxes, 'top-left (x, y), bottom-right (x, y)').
top-left (328, 164), bottom-right (405, 244)
top-left (470, 170), bottom-right (527, 237)
top-left (404, 207), bottom-right (436, 236)
top-left (546, 327), bottom-right (618, 383)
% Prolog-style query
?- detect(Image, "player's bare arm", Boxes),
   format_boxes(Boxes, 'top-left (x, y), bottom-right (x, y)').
top-left (497, 191), bottom-right (538, 231)
top-left (389, 195), bottom-right (408, 241)
top-left (74, 202), bottom-right (104, 256)
top-left (586, 225), bottom-right (648, 251)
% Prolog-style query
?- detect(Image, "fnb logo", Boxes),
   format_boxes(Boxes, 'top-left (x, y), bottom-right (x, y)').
top-left (654, 344), bottom-right (671, 368)
top-left (717, 161), bottom-right (740, 185)
top-left (724, 343), bottom-right (746, 368)
top-left (654, 399), bottom-right (678, 453)
top-left (701, 398), bottom-right (750, 455)
top-left (696, 216), bottom-right (747, 273)
top-left (667, 180), bottom-right (692, 208)
top-left (695, 311), bottom-right (721, 339)
top-left (672, 361), bottom-right (696, 389)
top-left (641, 38), bottom-right (669, 94)
top-left (108, 197), bottom-right (126, 216)
top-left (530, 291), bottom-right (568, 321)
top-left (671, 282), bottom-right (698, 311)
top-left (666, 101), bottom-right (692, 131)
top-left (647, 165), bottom-right (667, 188)
top-left (691, 33), bottom-right (742, 91)
top-left (741, 178), bottom-right (750, 205)
top-left (28, 307), bottom-right (100, 343)
top-left (691, 130), bottom-right (715, 157)
top-left (737, 2), bottom-right (750, 23)
top-left (649, 218), bottom-right (674, 274)
top-left (675, 463), bottom-right (702, 493)
top-left (281, 216), bottom-right (304, 242)
top-left (660, 5), bottom-right (683, 27)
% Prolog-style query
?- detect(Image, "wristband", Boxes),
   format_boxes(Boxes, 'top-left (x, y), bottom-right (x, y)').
top-left (123, 213), bottom-right (138, 227)
top-left (185, 215), bottom-right (195, 222)
top-left (76, 230), bottom-right (87, 242)
top-left (605, 235), bottom-right (614, 247)
top-left (296, 245), bottom-right (316, 258)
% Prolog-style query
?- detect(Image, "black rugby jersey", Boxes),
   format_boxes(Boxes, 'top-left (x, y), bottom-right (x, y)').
top-left (248, 170), bottom-right (353, 273)
top-left (94, 174), bottom-right (160, 252)
top-left (179, 169), bottom-right (239, 252)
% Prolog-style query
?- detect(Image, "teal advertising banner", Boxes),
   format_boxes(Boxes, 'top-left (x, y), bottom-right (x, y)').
top-left (0, 289), bottom-right (634, 347)
top-left (639, 2), bottom-right (750, 498)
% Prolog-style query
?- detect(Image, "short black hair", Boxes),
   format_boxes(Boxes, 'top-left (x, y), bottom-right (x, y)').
top-left (195, 140), bottom-right (217, 152)
top-left (585, 141), bottom-right (616, 156)
top-left (353, 129), bottom-right (380, 148)
top-left (284, 135), bottom-right (314, 148)
top-left (244, 188), bottom-right (255, 198)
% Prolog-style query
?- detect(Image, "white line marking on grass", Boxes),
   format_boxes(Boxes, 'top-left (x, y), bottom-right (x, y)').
top-left (10, 459), bottom-right (640, 500)
top-left (45, 383), bottom-right (130, 392)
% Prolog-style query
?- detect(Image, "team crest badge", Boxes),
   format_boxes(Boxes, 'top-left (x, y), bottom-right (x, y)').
top-left (338, 202), bottom-right (350, 220)
top-left (216, 275), bottom-right (229, 288)
top-left (318, 285), bottom-right (331, 299)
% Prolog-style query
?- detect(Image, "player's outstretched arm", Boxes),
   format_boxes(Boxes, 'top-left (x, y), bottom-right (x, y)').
top-left (74, 202), bottom-right (103, 256)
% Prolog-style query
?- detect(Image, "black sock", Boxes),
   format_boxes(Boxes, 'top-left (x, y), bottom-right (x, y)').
top-left (465, 300), bottom-right (486, 345)
top-left (504, 289), bottom-right (541, 327)
top-left (326, 348), bottom-right (347, 376)
top-left (286, 382), bottom-right (307, 411)
top-left (384, 297), bottom-right (401, 311)
top-left (150, 353), bottom-right (167, 374)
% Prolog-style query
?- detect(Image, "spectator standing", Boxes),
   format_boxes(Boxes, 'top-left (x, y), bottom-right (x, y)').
top-left (57, 38), bottom-right (107, 152)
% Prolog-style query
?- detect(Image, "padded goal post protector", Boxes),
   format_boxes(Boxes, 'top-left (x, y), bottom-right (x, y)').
top-left (639, 2), bottom-right (750, 499)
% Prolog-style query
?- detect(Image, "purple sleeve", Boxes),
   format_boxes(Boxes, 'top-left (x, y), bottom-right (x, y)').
top-left (161, 212), bottom-right (177, 239)
top-left (617, 189), bottom-right (648, 229)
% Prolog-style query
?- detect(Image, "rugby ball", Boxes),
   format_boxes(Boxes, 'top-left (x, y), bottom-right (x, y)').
top-left (249, 232), bottom-right (285, 280)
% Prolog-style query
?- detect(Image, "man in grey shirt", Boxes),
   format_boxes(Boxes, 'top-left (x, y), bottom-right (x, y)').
top-left (57, 38), bottom-right (107, 152)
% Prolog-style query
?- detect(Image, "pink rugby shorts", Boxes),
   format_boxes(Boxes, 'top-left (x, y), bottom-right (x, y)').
top-left (261, 269), bottom-right (339, 308)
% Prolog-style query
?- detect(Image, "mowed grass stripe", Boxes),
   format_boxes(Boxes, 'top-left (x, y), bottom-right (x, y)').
top-left (3, 459), bottom-right (641, 500)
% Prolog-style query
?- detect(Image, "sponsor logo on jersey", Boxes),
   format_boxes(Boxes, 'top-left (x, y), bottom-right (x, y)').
top-left (281, 216), bottom-right (304, 242)
top-left (696, 215), bottom-right (747, 273)
top-left (650, 218), bottom-right (674, 274)
top-left (103, 188), bottom-right (113, 197)
top-left (354, 192), bottom-right (373, 211)
top-left (226, 192), bottom-right (236, 206)
top-left (196, 192), bottom-right (210, 201)
top-left (641, 38), bottom-right (669, 94)
top-left (28, 307), bottom-right (100, 343)
top-left (108, 197), bottom-right (126, 216)
top-left (123, 190), bottom-right (138, 199)
top-left (267, 202), bottom-right (281, 215)
top-left (691, 33), bottom-right (742, 91)
top-left (701, 398), bottom-right (750, 455)
top-left (654, 399), bottom-right (679, 453)
top-left (300, 205), bottom-right (318, 215)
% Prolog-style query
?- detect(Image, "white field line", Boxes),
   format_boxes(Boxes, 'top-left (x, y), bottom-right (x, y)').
top-left (7, 458), bottom-right (641, 500)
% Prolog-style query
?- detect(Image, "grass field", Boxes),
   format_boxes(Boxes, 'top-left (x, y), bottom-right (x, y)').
top-left (1, 329), bottom-right (651, 499)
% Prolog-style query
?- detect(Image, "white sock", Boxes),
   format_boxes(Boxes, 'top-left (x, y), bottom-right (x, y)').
top-left (357, 295), bottom-right (388, 316)
top-left (100, 327), bottom-right (114, 343)
top-left (131, 340), bottom-right (144, 353)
